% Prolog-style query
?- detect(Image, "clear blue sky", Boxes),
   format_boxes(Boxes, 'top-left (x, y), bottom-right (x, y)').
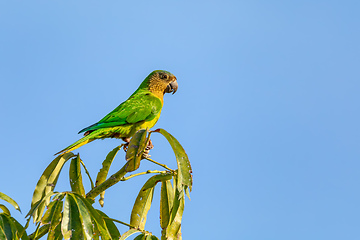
top-left (1, 1), bottom-right (359, 239)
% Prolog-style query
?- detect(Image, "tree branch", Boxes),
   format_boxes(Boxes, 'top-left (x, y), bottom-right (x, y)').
top-left (86, 163), bottom-right (128, 200)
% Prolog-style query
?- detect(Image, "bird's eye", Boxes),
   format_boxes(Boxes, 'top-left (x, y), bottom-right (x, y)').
top-left (160, 73), bottom-right (168, 80)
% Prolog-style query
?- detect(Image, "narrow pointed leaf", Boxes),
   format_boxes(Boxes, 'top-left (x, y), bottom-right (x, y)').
top-left (185, 187), bottom-right (191, 201)
top-left (153, 129), bottom-right (192, 192)
top-left (119, 228), bottom-right (142, 240)
top-left (130, 188), bottom-right (154, 230)
top-left (31, 153), bottom-right (74, 221)
top-left (168, 189), bottom-right (181, 226)
top-left (95, 145), bottom-right (122, 207)
top-left (11, 217), bottom-right (29, 240)
top-left (0, 222), bottom-right (6, 240)
top-left (0, 193), bottom-right (21, 213)
top-left (61, 194), bottom-right (83, 239)
top-left (0, 205), bottom-right (10, 216)
top-left (0, 214), bottom-right (14, 240)
top-left (7, 216), bottom-right (20, 240)
top-left (41, 200), bottom-right (57, 225)
top-left (69, 155), bottom-right (86, 197)
top-left (28, 224), bottom-right (49, 240)
top-left (80, 197), bottom-right (112, 239)
top-left (52, 223), bottom-right (63, 240)
top-left (146, 235), bottom-right (159, 240)
top-left (131, 174), bottom-right (172, 229)
top-left (96, 145), bottom-right (122, 186)
top-left (26, 191), bottom-right (57, 222)
top-left (60, 194), bottom-right (72, 239)
top-left (72, 194), bottom-right (94, 240)
top-left (96, 210), bottom-right (121, 240)
top-left (125, 129), bottom-right (148, 172)
top-left (47, 198), bottom-right (64, 240)
top-left (134, 233), bottom-right (146, 240)
top-left (92, 223), bottom-right (100, 240)
top-left (166, 190), bottom-right (184, 239)
top-left (160, 180), bottom-right (174, 229)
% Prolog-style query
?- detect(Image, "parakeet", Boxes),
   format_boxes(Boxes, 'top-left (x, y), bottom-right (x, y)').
top-left (55, 70), bottom-right (178, 155)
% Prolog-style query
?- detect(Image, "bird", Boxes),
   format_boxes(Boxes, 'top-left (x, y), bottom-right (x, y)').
top-left (55, 70), bottom-right (178, 155)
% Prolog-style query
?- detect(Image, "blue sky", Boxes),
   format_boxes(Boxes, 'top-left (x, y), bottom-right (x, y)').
top-left (1, 1), bottom-right (360, 239)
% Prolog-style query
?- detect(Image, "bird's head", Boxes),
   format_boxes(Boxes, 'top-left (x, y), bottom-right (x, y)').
top-left (146, 70), bottom-right (178, 96)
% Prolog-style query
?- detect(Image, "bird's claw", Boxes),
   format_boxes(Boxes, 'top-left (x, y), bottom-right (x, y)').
top-left (146, 139), bottom-right (154, 151)
top-left (123, 142), bottom-right (129, 152)
top-left (142, 152), bottom-right (151, 159)
top-left (142, 140), bottom-right (153, 159)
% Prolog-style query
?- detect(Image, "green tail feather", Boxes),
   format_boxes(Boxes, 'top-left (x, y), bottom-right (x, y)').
top-left (56, 125), bottom-right (132, 155)
top-left (55, 133), bottom-right (96, 155)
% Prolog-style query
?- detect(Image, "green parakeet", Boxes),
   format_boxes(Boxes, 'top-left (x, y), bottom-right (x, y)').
top-left (56, 70), bottom-right (178, 155)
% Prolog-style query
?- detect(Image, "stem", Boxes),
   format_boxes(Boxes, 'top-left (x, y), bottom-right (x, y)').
top-left (103, 217), bottom-right (134, 228)
top-left (121, 170), bottom-right (168, 181)
top-left (86, 163), bottom-right (127, 200)
top-left (80, 160), bottom-right (95, 189)
top-left (145, 157), bottom-right (174, 171)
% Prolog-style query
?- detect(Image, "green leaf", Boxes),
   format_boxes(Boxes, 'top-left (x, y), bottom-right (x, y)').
top-left (160, 180), bottom-right (174, 229)
top-left (119, 228), bottom-right (142, 240)
top-left (26, 191), bottom-right (58, 223)
top-left (41, 195), bottom-right (65, 226)
top-left (70, 194), bottom-right (93, 240)
top-left (134, 233), bottom-right (146, 240)
top-left (0, 221), bottom-right (6, 240)
top-left (0, 205), bottom-right (10, 216)
top-left (41, 200), bottom-right (56, 225)
top-left (69, 155), bottom-right (86, 197)
top-left (166, 189), bottom-right (184, 239)
top-left (185, 186), bottom-right (191, 201)
top-left (96, 210), bottom-right (121, 240)
top-left (61, 193), bottom-right (83, 239)
top-left (11, 217), bottom-right (29, 240)
top-left (146, 234), bottom-right (159, 240)
top-left (92, 223), bottom-right (100, 240)
top-left (125, 129), bottom-right (148, 172)
top-left (95, 145), bottom-right (122, 207)
top-left (0, 213), bottom-right (14, 240)
top-left (79, 196), bottom-right (112, 239)
top-left (52, 223), bottom-right (63, 240)
top-left (131, 187), bottom-right (154, 230)
top-left (31, 153), bottom-right (75, 222)
top-left (0, 192), bottom-right (21, 213)
top-left (29, 224), bottom-right (49, 240)
top-left (153, 129), bottom-right (192, 193)
top-left (131, 174), bottom-right (172, 230)
top-left (47, 198), bottom-right (64, 240)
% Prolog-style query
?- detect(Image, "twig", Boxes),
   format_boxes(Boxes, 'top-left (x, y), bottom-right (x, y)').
top-left (145, 157), bottom-right (174, 171)
top-left (103, 217), bottom-right (134, 228)
top-left (121, 170), bottom-right (168, 181)
top-left (80, 159), bottom-right (95, 189)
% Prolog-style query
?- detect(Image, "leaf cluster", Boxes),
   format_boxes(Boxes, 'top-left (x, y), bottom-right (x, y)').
top-left (1, 128), bottom-right (192, 240)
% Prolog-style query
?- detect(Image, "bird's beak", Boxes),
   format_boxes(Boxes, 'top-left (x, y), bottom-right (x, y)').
top-left (165, 79), bottom-right (178, 94)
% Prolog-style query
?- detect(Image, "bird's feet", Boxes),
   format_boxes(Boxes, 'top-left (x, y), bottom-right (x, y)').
top-left (146, 139), bottom-right (154, 151)
top-left (142, 139), bottom-right (154, 159)
top-left (122, 137), bottom-right (131, 152)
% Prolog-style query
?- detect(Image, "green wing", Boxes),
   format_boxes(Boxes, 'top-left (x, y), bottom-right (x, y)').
top-left (79, 92), bottom-right (162, 133)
